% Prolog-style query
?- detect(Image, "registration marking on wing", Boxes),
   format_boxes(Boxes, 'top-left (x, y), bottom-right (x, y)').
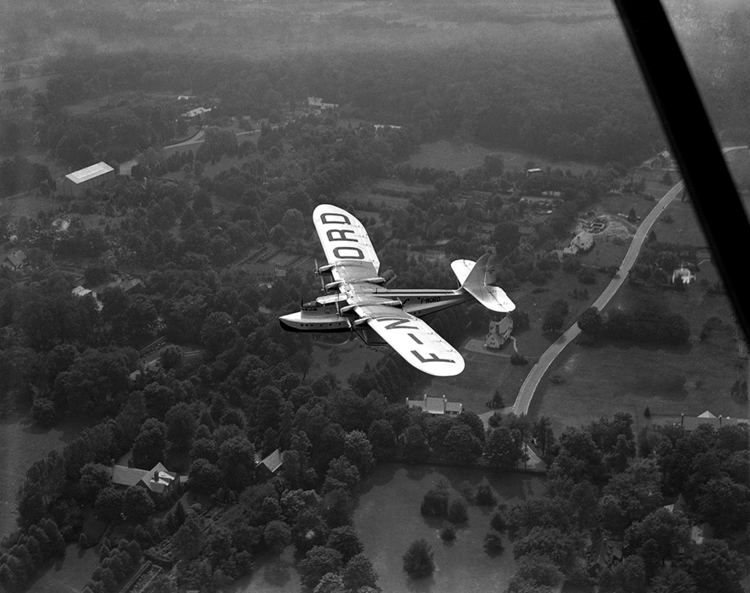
top-left (313, 204), bottom-right (380, 281)
top-left (362, 309), bottom-right (465, 377)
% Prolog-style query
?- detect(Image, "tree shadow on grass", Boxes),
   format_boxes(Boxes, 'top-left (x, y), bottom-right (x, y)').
top-left (406, 574), bottom-right (436, 593)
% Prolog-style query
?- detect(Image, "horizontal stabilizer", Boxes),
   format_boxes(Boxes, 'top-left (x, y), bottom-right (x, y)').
top-left (455, 254), bottom-right (515, 313)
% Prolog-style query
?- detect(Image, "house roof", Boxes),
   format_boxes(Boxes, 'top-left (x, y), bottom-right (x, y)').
top-left (5, 251), bottom-right (26, 267)
top-left (424, 396), bottom-right (447, 414)
top-left (257, 449), bottom-right (283, 473)
top-left (445, 402), bottom-right (463, 414)
top-left (65, 162), bottom-right (114, 185)
top-left (111, 462), bottom-right (177, 493)
top-left (111, 465), bottom-right (147, 488)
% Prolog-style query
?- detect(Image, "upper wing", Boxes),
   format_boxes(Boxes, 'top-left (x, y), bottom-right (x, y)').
top-left (356, 304), bottom-right (465, 377)
top-left (313, 204), bottom-right (381, 283)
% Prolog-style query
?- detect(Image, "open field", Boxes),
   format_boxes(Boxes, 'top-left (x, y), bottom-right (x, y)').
top-left (29, 544), bottom-right (100, 593)
top-left (409, 140), bottom-right (603, 175)
top-left (529, 338), bottom-right (747, 436)
top-left (354, 463), bottom-right (544, 593)
top-left (530, 276), bottom-right (746, 434)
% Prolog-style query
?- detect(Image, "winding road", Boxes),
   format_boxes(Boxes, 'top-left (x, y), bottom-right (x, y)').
top-left (511, 146), bottom-right (748, 416)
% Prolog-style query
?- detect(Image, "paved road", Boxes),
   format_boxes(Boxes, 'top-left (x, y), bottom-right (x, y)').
top-left (511, 146), bottom-right (748, 416)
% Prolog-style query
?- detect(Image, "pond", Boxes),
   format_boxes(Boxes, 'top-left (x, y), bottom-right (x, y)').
top-left (231, 463), bottom-right (544, 593)
top-left (353, 463), bottom-right (545, 593)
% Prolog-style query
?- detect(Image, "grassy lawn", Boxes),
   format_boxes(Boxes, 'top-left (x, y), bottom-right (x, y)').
top-left (353, 463), bottom-right (544, 593)
top-left (530, 278), bottom-right (745, 435)
top-left (28, 543), bottom-right (100, 593)
top-left (427, 335), bottom-right (526, 413)
top-left (529, 338), bottom-right (747, 436)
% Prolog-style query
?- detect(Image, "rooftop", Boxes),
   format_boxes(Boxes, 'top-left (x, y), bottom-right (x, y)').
top-left (255, 449), bottom-right (283, 473)
top-left (111, 461), bottom-right (178, 494)
top-left (65, 161), bottom-right (114, 185)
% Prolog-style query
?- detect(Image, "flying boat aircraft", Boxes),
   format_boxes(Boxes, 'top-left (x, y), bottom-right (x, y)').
top-left (279, 204), bottom-right (515, 377)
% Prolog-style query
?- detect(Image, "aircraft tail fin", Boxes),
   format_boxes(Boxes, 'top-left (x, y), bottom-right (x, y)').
top-left (451, 254), bottom-right (515, 313)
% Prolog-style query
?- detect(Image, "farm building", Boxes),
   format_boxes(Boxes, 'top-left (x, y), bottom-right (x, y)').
top-left (406, 394), bottom-right (463, 416)
top-left (62, 161), bottom-right (114, 197)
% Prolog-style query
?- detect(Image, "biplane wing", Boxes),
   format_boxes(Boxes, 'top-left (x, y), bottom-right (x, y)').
top-left (313, 204), bottom-right (381, 284)
top-left (354, 304), bottom-right (465, 377)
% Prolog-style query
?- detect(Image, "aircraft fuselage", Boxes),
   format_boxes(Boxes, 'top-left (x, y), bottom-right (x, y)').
top-left (279, 287), bottom-right (468, 338)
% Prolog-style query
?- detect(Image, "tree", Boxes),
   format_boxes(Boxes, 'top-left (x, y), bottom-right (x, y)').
top-left (695, 477), bottom-right (750, 536)
top-left (132, 418), bottom-right (167, 469)
top-left (542, 299), bottom-right (569, 333)
top-left (401, 425), bottom-right (431, 463)
top-left (78, 462), bottom-right (112, 504)
top-left (443, 424), bottom-right (482, 463)
top-left (420, 484), bottom-right (449, 517)
top-left (484, 427), bottom-right (526, 470)
top-left (513, 527), bottom-right (579, 571)
top-left (313, 573), bottom-right (346, 593)
top-left (327, 525), bottom-right (364, 563)
top-left (447, 498), bottom-right (468, 524)
top-left (264, 520), bottom-right (292, 554)
top-left (187, 458), bottom-right (221, 495)
top-left (95, 487), bottom-right (124, 522)
top-left (599, 458), bottom-right (664, 535)
top-left (611, 555), bottom-right (647, 593)
top-left (174, 512), bottom-right (206, 561)
top-left (299, 546), bottom-right (343, 590)
top-left (165, 402), bottom-right (198, 453)
top-left (342, 554), bottom-right (379, 592)
top-left (402, 539), bottom-right (434, 579)
top-left (683, 539), bottom-right (744, 593)
top-left (324, 456), bottom-right (360, 492)
top-left (122, 486), bottom-right (155, 523)
top-left (624, 508), bottom-right (690, 575)
top-left (484, 532), bottom-right (504, 556)
top-left (200, 311), bottom-right (236, 355)
top-left (476, 484), bottom-right (497, 506)
top-left (508, 555), bottom-right (563, 591)
top-left (217, 435), bottom-right (255, 491)
top-left (650, 567), bottom-right (697, 593)
top-left (367, 420), bottom-right (396, 460)
top-left (343, 430), bottom-right (375, 475)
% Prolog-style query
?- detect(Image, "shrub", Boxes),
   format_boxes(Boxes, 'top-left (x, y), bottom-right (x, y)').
top-left (475, 485), bottom-right (497, 506)
top-left (447, 499), bottom-right (468, 524)
top-left (484, 532), bottom-right (504, 556)
top-left (490, 511), bottom-right (507, 532)
top-left (420, 486), bottom-right (449, 518)
top-left (440, 527), bottom-right (456, 542)
top-left (403, 539), bottom-right (435, 579)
